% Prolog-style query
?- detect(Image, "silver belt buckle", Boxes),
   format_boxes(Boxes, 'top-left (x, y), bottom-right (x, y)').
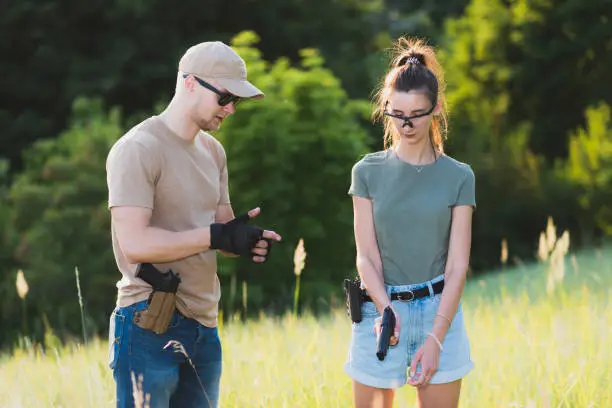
top-left (397, 290), bottom-right (415, 302)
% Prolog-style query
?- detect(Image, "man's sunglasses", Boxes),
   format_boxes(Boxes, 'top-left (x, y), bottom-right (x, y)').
top-left (183, 74), bottom-right (242, 107)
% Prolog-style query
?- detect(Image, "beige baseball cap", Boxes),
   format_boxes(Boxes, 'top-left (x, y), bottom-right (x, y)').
top-left (178, 41), bottom-right (264, 99)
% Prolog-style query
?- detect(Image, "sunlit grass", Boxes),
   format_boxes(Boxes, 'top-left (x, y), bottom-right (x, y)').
top-left (1, 245), bottom-right (611, 407)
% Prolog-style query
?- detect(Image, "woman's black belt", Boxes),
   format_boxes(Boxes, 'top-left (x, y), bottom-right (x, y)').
top-left (363, 279), bottom-right (444, 302)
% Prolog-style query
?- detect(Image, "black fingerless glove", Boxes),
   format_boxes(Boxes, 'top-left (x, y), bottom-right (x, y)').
top-left (210, 213), bottom-right (264, 256)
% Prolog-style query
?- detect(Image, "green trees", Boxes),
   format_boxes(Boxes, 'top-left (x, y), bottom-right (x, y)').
top-left (3, 98), bottom-right (122, 345)
top-left (505, 0), bottom-right (612, 160)
top-left (1, 0), bottom-right (611, 349)
top-left (0, 0), bottom-right (382, 173)
top-left (438, 0), bottom-right (547, 268)
top-left (214, 32), bottom-right (371, 314)
top-left (0, 33), bottom-right (370, 346)
top-left (435, 0), bottom-right (612, 267)
top-left (565, 102), bottom-right (612, 238)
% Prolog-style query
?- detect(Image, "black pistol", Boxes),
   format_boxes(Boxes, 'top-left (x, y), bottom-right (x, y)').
top-left (376, 306), bottom-right (396, 361)
top-left (136, 263), bottom-right (181, 293)
top-left (134, 263), bottom-right (181, 334)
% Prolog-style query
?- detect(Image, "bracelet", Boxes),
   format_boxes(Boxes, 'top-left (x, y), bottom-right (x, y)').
top-left (436, 312), bottom-right (452, 325)
top-left (427, 332), bottom-right (444, 351)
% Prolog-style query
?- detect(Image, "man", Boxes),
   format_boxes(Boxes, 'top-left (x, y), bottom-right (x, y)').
top-left (105, 41), bottom-right (281, 408)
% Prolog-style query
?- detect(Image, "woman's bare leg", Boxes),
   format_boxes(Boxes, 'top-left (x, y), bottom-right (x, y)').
top-left (353, 381), bottom-right (395, 408)
top-left (416, 379), bottom-right (462, 408)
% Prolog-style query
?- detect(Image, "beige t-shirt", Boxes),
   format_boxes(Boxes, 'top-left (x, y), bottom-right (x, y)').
top-left (105, 115), bottom-right (230, 328)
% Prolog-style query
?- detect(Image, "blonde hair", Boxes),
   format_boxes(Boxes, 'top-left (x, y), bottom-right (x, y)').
top-left (372, 37), bottom-right (448, 151)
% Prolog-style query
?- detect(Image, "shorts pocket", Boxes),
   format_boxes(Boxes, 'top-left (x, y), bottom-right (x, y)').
top-left (361, 301), bottom-right (379, 318)
top-left (426, 295), bottom-right (464, 332)
top-left (108, 309), bottom-right (126, 370)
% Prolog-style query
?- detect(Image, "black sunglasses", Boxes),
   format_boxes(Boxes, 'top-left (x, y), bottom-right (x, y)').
top-left (183, 74), bottom-right (242, 107)
top-left (383, 98), bottom-right (437, 128)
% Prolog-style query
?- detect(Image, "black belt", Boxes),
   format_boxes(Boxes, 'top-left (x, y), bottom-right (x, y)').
top-left (363, 279), bottom-right (444, 302)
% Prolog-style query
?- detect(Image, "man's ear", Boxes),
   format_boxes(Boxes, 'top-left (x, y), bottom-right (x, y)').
top-left (183, 75), bottom-right (196, 93)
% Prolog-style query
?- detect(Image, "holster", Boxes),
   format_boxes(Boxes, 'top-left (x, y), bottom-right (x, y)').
top-left (134, 292), bottom-right (177, 334)
top-left (133, 263), bottom-right (181, 335)
top-left (343, 278), bottom-right (363, 323)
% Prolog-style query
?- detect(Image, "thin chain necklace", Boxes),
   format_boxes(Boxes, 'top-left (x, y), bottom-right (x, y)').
top-left (394, 149), bottom-right (438, 172)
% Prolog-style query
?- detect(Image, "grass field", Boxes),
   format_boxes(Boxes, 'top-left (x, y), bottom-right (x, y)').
top-left (1, 244), bottom-right (611, 407)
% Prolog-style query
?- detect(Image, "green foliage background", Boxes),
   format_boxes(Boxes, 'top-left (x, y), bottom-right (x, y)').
top-left (0, 0), bottom-right (611, 348)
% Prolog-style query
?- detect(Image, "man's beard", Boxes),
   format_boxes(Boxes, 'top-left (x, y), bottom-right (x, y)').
top-left (195, 114), bottom-right (219, 132)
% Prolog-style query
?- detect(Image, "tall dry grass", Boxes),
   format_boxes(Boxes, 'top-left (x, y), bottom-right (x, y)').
top-left (1, 219), bottom-right (610, 407)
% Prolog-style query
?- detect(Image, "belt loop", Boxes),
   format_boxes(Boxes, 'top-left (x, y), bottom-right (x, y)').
top-left (426, 281), bottom-right (434, 297)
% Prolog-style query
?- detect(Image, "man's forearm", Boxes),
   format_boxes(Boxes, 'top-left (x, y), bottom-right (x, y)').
top-left (121, 226), bottom-right (211, 264)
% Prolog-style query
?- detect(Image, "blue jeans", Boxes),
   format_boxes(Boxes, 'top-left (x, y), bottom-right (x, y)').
top-left (108, 300), bottom-right (222, 408)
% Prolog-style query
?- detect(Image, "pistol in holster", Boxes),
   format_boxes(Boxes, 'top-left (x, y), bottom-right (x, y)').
top-left (343, 277), bottom-right (364, 323)
top-left (134, 263), bottom-right (181, 334)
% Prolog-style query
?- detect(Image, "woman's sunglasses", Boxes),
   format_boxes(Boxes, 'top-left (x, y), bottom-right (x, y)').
top-left (383, 99), bottom-right (437, 128)
top-left (183, 74), bottom-right (242, 107)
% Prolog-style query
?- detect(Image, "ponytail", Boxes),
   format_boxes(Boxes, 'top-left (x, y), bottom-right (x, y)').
top-left (373, 37), bottom-right (448, 151)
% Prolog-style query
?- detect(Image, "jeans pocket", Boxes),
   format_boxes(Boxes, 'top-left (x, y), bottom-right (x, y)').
top-left (108, 309), bottom-right (126, 370)
top-left (166, 310), bottom-right (182, 330)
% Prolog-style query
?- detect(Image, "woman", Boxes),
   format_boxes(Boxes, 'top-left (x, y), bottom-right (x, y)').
top-left (344, 36), bottom-right (476, 408)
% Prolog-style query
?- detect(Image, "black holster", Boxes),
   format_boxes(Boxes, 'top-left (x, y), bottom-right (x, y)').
top-left (343, 278), bottom-right (363, 323)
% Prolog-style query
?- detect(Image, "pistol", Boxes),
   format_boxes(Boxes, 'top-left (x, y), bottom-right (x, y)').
top-left (134, 263), bottom-right (181, 334)
top-left (376, 306), bottom-right (396, 361)
top-left (136, 263), bottom-right (181, 293)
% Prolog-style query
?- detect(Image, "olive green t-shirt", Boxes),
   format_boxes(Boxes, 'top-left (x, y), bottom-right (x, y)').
top-left (348, 149), bottom-right (476, 285)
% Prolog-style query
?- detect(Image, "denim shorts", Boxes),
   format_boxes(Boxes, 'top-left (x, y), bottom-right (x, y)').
top-left (343, 274), bottom-right (474, 389)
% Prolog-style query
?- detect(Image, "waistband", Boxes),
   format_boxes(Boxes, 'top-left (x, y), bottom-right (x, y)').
top-left (359, 274), bottom-right (445, 303)
top-left (385, 273), bottom-right (445, 297)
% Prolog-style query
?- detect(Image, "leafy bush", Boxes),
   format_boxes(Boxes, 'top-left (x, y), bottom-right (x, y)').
top-left (5, 98), bottom-right (122, 346)
top-left (0, 32), bottom-right (371, 347)
top-left (215, 32), bottom-right (371, 314)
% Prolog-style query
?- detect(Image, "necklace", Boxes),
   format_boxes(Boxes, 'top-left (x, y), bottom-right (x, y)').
top-left (392, 147), bottom-right (439, 173)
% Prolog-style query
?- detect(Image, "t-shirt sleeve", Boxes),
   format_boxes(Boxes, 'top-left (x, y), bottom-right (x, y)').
top-left (216, 143), bottom-right (231, 206)
top-left (454, 165), bottom-right (476, 209)
top-left (348, 161), bottom-right (370, 198)
top-left (106, 139), bottom-right (158, 209)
